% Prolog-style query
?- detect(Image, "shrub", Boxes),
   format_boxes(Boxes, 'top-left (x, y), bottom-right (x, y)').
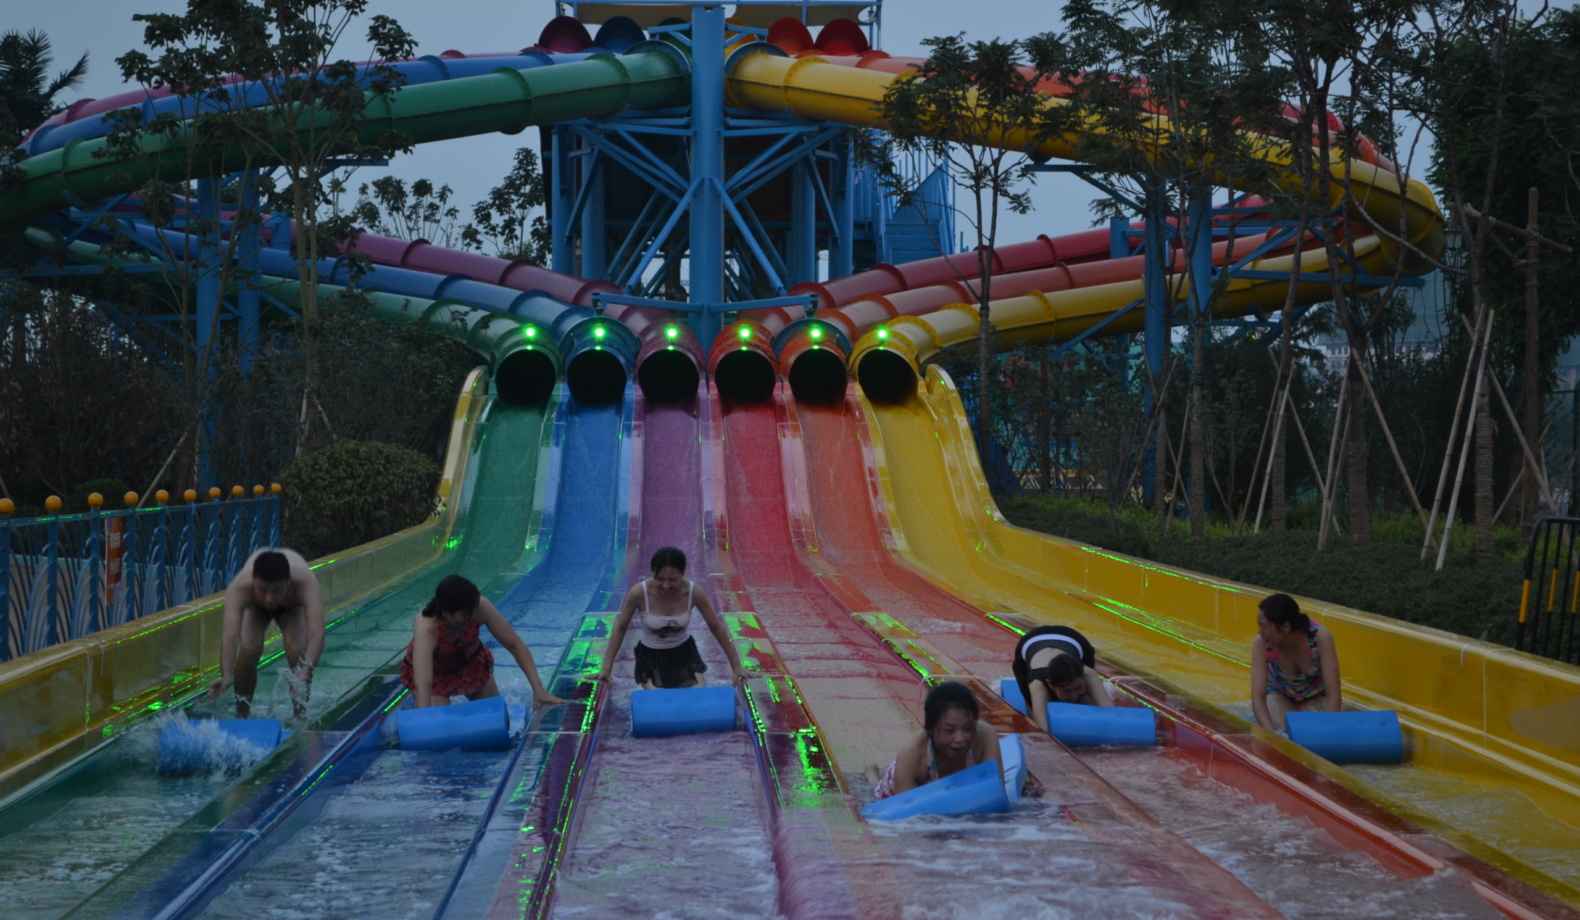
top-left (64, 478), bottom-right (135, 513)
top-left (278, 440), bottom-right (439, 559)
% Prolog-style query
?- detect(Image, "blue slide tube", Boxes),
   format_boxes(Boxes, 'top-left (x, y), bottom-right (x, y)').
top-left (862, 760), bottom-right (1011, 821)
top-left (395, 696), bottom-right (512, 751)
top-left (1285, 710), bottom-right (1404, 764)
top-left (630, 685), bottom-right (738, 737)
top-left (999, 677), bottom-right (1157, 746)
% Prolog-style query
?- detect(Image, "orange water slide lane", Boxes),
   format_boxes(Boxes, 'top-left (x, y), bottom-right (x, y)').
top-left (714, 385), bottom-right (1284, 918)
top-left (789, 390), bottom-right (1580, 920)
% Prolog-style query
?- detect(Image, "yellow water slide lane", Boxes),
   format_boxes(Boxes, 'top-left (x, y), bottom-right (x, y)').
top-left (858, 364), bottom-right (1580, 904)
top-left (726, 50), bottom-right (1446, 366)
top-left (0, 369), bottom-right (491, 796)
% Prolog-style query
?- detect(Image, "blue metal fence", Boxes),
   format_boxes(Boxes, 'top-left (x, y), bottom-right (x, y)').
top-left (0, 488), bottom-right (281, 663)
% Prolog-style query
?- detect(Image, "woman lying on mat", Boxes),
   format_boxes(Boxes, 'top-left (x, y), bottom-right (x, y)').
top-left (1251, 592), bottom-right (1343, 733)
top-left (401, 575), bottom-right (566, 709)
top-left (594, 546), bottom-right (748, 688)
top-left (1011, 625), bottom-right (1115, 734)
top-left (866, 681), bottom-right (1004, 799)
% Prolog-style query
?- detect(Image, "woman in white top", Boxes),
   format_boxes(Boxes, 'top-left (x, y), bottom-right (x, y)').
top-left (594, 546), bottom-right (748, 688)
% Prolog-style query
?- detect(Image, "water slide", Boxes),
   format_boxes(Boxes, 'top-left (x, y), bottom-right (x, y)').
top-left (2, 10), bottom-right (1579, 919)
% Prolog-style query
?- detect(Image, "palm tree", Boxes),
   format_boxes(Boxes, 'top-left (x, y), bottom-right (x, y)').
top-left (1, 29), bottom-right (90, 147)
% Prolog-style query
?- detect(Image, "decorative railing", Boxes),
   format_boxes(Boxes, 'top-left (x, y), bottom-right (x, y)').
top-left (0, 486), bottom-right (281, 663)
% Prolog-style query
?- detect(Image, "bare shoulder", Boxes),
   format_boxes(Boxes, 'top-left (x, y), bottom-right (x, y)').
top-left (280, 548), bottom-right (315, 581)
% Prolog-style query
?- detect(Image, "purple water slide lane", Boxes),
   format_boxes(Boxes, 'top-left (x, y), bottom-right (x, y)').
top-left (543, 385), bottom-right (782, 920)
top-left (718, 389), bottom-right (1282, 919)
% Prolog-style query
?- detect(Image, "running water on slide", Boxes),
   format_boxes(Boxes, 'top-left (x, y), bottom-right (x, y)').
top-left (0, 393), bottom-right (549, 920)
top-left (545, 387), bottom-right (779, 919)
top-left (787, 389), bottom-right (1512, 920)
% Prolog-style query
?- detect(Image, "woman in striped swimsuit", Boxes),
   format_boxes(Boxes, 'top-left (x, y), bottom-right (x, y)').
top-left (1251, 593), bottom-right (1343, 732)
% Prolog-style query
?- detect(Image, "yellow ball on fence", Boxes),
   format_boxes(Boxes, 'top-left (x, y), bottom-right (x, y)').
top-left (45, 496), bottom-right (62, 512)
top-left (270, 483), bottom-right (282, 494)
top-left (124, 492), bottom-right (139, 507)
top-left (183, 490), bottom-right (197, 503)
top-left (156, 490), bottom-right (170, 504)
top-left (231, 485), bottom-right (244, 498)
top-left (208, 487), bottom-right (221, 501)
top-left (253, 485), bottom-right (265, 496)
top-left (88, 493), bottom-right (104, 508)
top-left (0, 498), bottom-right (14, 515)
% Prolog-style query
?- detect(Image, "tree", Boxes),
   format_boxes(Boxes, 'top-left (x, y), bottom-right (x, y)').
top-left (1040, 0), bottom-right (1289, 536)
top-left (0, 29), bottom-right (88, 152)
top-left (1417, 5), bottom-right (1580, 549)
top-left (341, 174), bottom-right (462, 248)
top-left (111, 0), bottom-right (416, 347)
top-left (859, 34), bottom-right (1072, 452)
top-left (461, 146), bottom-right (552, 265)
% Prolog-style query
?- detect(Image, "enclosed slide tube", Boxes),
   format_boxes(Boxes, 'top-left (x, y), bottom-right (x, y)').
top-left (20, 15), bottom-right (652, 156)
top-left (723, 45), bottom-right (1444, 397)
top-left (0, 43), bottom-right (692, 232)
top-left (35, 228), bottom-right (560, 404)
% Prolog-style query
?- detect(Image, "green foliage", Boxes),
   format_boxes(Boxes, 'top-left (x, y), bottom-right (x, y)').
top-left (0, 29), bottom-right (89, 148)
top-left (1000, 493), bottom-right (1524, 645)
top-left (278, 439), bottom-right (438, 559)
top-left (342, 175), bottom-right (461, 249)
top-left (461, 147), bottom-right (552, 264)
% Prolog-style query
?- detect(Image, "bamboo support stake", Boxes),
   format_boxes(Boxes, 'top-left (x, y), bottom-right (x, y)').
top-left (1438, 343), bottom-right (1494, 571)
top-left (1350, 356), bottom-right (1428, 528)
top-left (1318, 369), bottom-right (1352, 551)
top-left (1454, 312), bottom-right (1556, 512)
top-left (1422, 310), bottom-right (1490, 559)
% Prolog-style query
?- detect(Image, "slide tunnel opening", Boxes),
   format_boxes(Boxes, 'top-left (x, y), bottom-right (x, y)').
top-left (494, 348), bottom-right (558, 406)
top-left (566, 349), bottom-right (629, 405)
top-left (787, 348), bottom-right (848, 405)
top-left (856, 349), bottom-right (919, 404)
top-left (636, 348), bottom-right (702, 405)
top-left (713, 349), bottom-right (777, 405)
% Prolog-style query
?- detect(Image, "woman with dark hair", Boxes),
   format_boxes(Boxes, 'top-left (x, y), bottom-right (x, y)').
top-left (1251, 592), bottom-right (1343, 732)
top-left (594, 546), bottom-right (748, 688)
top-left (866, 681), bottom-right (1004, 799)
top-left (1011, 625), bottom-right (1115, 734)
top-left (400, 574), bottom-right (566, 708)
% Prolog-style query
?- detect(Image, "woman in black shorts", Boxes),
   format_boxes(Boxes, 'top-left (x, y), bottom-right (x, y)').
top-left (1011, 625), bottom-right (1114, 734)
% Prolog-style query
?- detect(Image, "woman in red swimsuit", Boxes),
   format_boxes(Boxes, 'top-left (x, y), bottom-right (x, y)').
top-left (401, 575), bottom-right (567, 708)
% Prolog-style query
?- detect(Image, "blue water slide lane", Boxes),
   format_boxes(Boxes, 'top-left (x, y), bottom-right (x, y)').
top-left (433, 387), bottom-right (633, 919)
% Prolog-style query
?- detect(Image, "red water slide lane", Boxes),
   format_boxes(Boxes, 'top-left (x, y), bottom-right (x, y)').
top-left (714, 386), bottom-right (1281, 918)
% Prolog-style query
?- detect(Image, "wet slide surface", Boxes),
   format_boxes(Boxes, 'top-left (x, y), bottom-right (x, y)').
top-left (180, 397), bottom-right (624, 920)
top-left (0, 400), bottom-right (546, 920)
top-left (546, 392), bottom-right (779, 919)
top-left (856, 389), bottom-right (1535, 918)
top-left (716, 390), bottom-right (1286, 918)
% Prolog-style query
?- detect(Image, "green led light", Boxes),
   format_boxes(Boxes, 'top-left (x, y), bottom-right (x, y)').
top-left (810, 326), bottom-right (823, 340)
top-left (593, 325), bottom-right (606, 340)
top-left (524, 326), bottom-right (537, 338)
top-left (876, 327), bottom-right (889, 340)
top-left (665, 324), bottom-right (679, 340)
top-left (738, 326), bottom-right (752, 340)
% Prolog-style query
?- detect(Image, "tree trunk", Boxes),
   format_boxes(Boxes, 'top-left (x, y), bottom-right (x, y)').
top-left (1475, 385), bottom-right (1496, 562)
top-left (1189, 322), bottom-right (1207, 537)
top-left (1346, 346), bottom-right (1371, 547)
top-left (1154, 405), bottom-right (1170, 527)
top-left (1521, 187), bottom-right (1541, 538)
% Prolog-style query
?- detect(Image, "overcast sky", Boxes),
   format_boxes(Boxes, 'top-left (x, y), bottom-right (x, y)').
top-left (15, 2), bottom-right (1141, 256)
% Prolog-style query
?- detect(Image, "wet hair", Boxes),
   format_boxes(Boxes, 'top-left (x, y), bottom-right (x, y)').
top-left (422, 574), bottom-right (481, 618)
top-left (1041, 653), bottom-right (1085, 688)
top-left (1259, 593), bottom-right (1310, 632)
top-left (650, 546), bottom-right (687, 575)
top-left (923, 681), bottom-right (980, 732)
top-left (252, 550), bottom-right (290, 583)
